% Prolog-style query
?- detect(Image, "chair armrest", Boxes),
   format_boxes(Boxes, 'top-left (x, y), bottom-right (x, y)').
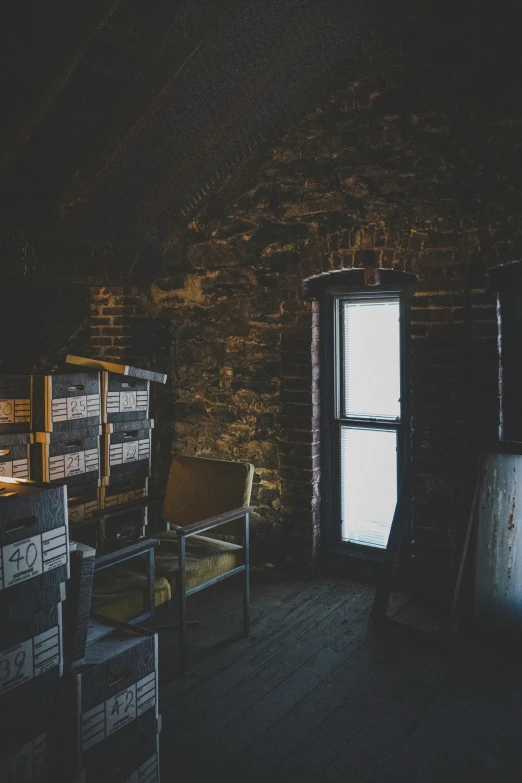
top-left (94, 537), bottom-right (159, 571)
top-left (170, 506), bottom-right (253, 538)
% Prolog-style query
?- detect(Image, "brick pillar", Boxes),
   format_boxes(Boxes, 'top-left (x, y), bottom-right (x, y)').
top-left (90, 286), bottom-right (142, 360)
top-left (280, 299), bottom-right (320, 566)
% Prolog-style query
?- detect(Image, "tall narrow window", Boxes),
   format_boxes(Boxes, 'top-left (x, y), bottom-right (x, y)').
top-left (306, 266), bottom-right (414, 560)
top-left (336, 295), bottom-right (403, 550)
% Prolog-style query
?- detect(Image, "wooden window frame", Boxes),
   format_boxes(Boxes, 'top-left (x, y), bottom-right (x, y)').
top-left (320, 285), bottom-right (412, 562)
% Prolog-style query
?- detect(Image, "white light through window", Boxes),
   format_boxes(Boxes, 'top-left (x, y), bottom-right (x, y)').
top-left (340, 427), bottom-right (397, 548)
top-left (342, 299), bottom-right (401, 420)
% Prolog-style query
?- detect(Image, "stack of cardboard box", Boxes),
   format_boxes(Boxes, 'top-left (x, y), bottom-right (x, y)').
top-left (0, 374), bottom-right (32, 481)
top-left (67, 356), bottom-right (166, 550)
top-left (0, 479), bottom-right (69, 780)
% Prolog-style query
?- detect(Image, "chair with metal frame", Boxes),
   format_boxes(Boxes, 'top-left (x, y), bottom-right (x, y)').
top-left (152, 455), bottom-right (254, 672)
top-left (89, 456), bottom-right (253, 671)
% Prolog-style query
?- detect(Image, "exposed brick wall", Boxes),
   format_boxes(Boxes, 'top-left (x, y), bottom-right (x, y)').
top-left (279, 298), bottom-right (320, 565)
top-left (90, 286), bottom-right (144, 361)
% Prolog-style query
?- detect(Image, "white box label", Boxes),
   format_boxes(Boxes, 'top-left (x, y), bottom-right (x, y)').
top-left (68, 499), bottom-right (97, 523)
top-left (52, 394), bottom-right (99, 423)
top-left (106, 390), bottom-right (148, 415)
top-left (104, 484), bottom-right (146, 507)
top-left (121, 392), bottom-right (137, 412)
top-left (123, 441), bottom-right (139, 463)
top-left (0, 459), bottom-right (29, 480)
top-left (0, 732), bottom-right (50, 783)
top-left (0, 399), bottom-right (14, 423)
top-left (0, 399), bottom-right (31, 425)
top-left (138, 753), bottom-right (159, 783)
top-left (15, 399), bottom-right (31, 424)
top-left (33, 626), bottom-right (60, 676)
top-left (0, 527), bottom-right (67, 591)
top-left (122, 753), bottom-right (159, 783)
top-left (0, 739), bottom-right (33, 782)
top-left (0, 625), bottom-right (60, 693)
top-left (109, 440), bottom-right (150, 467)
top-left (0, 461), bottom-right (12, 478)
top-left (49, 449), bottom-right (98, 482)
top-left (81, 672), bottom-right (156, 751)
top-left (105, 490), bottom-right (134, 507)
top-left (0, 732), bottom-right (48, 782)
top-left (66, 396), bottom-right (87, 420)
top-left (117, 490), bottom-right (135, 505)
top-left (2, 535), bottom-right (43, 588)
top-left (42, 528), bottom-right (68, 573)
top-left (68, 503), bottom-right (86, 523)
top-left (106, 684), bottom-right (137, 736)
top-left (136, 672), bottom-right (156, 716)
top-left (65, 451), bottom-right (85, 477)
top-left (81, 703), bottom-right (105, 752)
top-left (0, 638), bottom-right (33, 694)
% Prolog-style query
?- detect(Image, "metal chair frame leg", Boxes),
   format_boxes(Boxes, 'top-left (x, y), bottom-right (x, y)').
top-left (178, 533), bottom-right (188, 674)
top-left (243, 512), bottom-right (250, 636)
top-left (168, 512), bottom-right (251, 673)
top-left (147, 544), bottom-right (156, 619)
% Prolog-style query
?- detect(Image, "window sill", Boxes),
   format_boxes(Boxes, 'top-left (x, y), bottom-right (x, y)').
top-left (322, 544), bottom-right (385, 580)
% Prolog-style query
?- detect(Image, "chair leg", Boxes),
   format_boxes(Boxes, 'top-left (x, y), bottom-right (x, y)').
top-left (147, 545), bottom-right (156, 619)
top-left (178, 533), bottom-right (188, 674)
top-left (243, 512), bottom-right (250, 636)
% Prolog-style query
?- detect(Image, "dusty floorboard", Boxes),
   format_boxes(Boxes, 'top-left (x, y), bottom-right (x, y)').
top-left (149, 572), bottom-right (522, 783)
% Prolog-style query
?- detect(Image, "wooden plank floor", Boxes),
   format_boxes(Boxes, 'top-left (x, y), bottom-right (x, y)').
top-left (149, 572), bottom-right (522, 783)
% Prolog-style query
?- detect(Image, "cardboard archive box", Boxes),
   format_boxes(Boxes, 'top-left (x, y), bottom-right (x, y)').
top-left (0, 432), bottom-right (32, 480)
top-left (67, 618), bottom-right (158, 775)
top-left (32, 426), bottom-right (102, 487)
top-left (32, 372), bottom-right (101, 434)
top-left (102, 373), bottom-right (150, 424)
top-left (0, 479), bottom-right (69, 621)
top-left (0, 374), bottom-right (32, 434)
top-left (101, 420), bottom-right (153, 483)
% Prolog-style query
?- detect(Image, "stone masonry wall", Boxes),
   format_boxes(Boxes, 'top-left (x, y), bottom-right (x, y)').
top-left (142, 2), bottom-right (522, 594)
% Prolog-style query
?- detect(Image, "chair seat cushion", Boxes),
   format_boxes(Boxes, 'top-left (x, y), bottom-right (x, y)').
top-left (91, 566), bottom-right (171, 622)
top-left (155, 532), bottom-right (244, 592)
top-left (89, 534), bottom-right (243, 623)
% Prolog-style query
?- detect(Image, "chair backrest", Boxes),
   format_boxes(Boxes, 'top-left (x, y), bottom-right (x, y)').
top-left (162, 455), bottom-right (254, 526)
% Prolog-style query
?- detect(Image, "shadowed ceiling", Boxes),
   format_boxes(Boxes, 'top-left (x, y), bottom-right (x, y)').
top-left (0, 0), bottom-right (373, 248)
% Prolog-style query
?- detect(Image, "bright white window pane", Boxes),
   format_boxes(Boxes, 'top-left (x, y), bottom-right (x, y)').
top-left (342, 299), bottom-right (401, 419)
top-left (341, 427), bottom-right (397, 548)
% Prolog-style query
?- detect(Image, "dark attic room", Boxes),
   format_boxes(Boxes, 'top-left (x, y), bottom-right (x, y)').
top-left (2, 0), bottom-right (522, 780)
